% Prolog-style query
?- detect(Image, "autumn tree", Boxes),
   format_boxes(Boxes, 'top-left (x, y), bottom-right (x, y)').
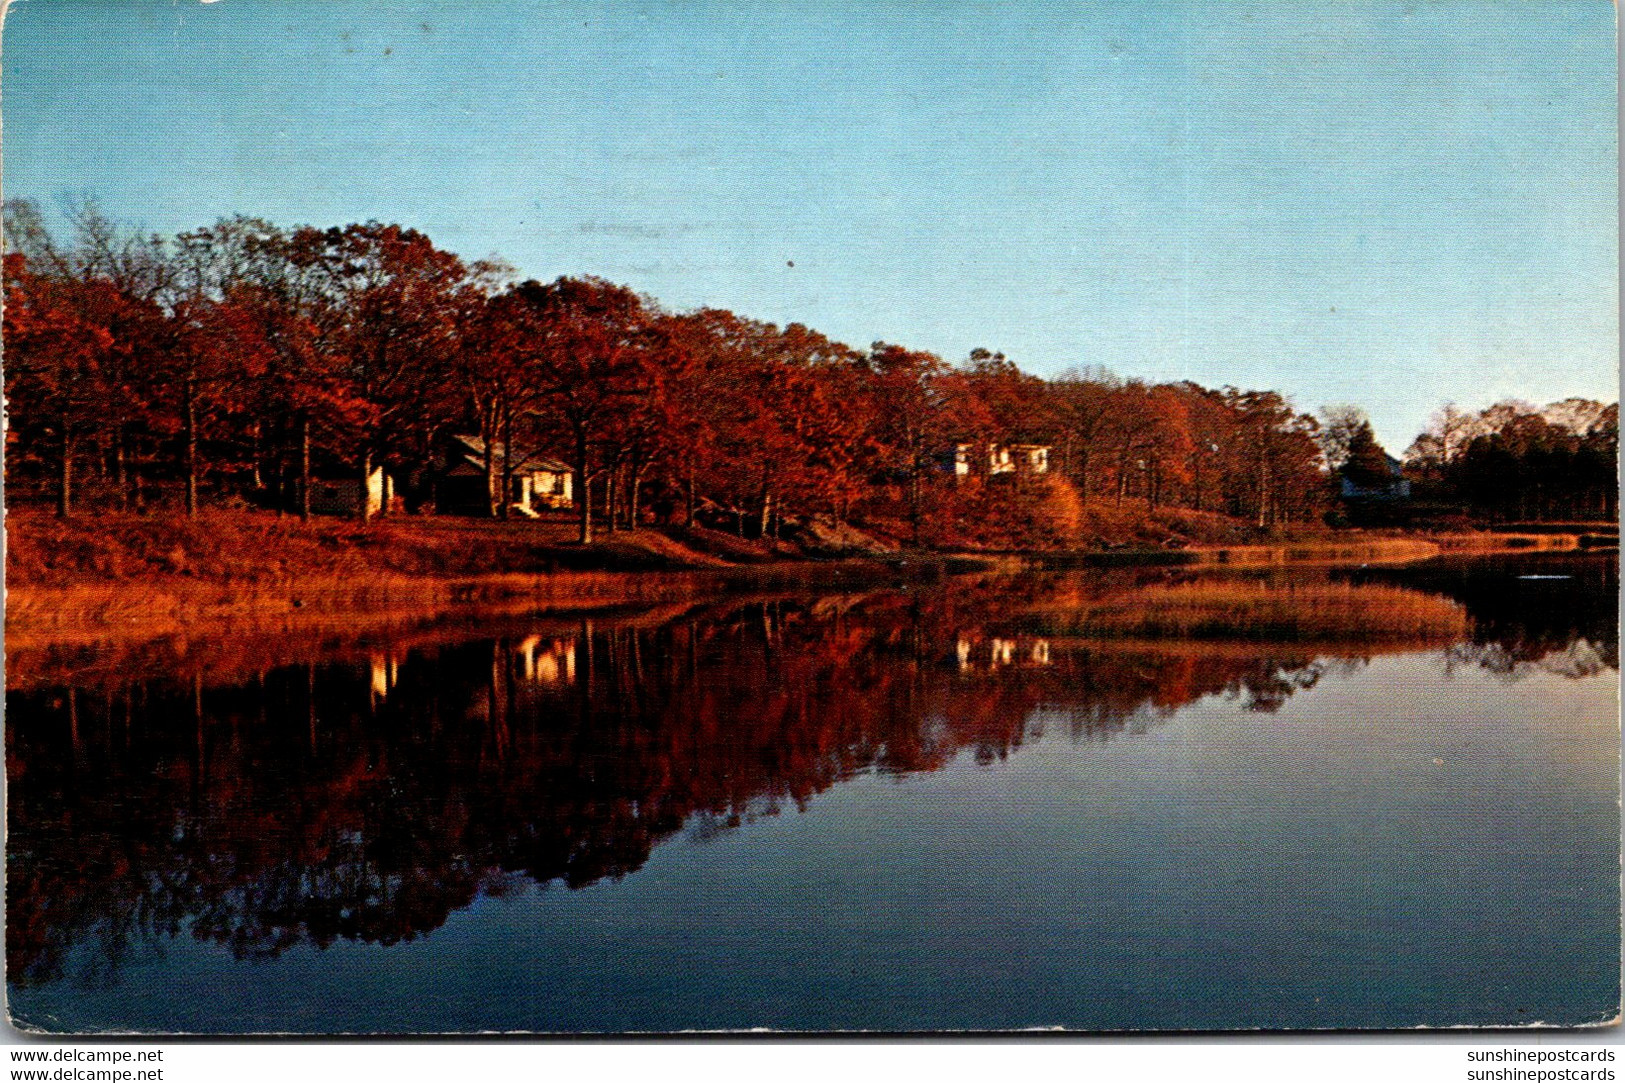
top-left (864, 342), bottom-right (947, 539)
top-left (1340, 421), bottom-right (1394, 488)
top-left (1047, 368), bottom-right (1122, 503)
top-left (288, 223), bottom-right (473, 519)
top-left (505, 276), bottom-right (663, 543)
top-left (4, 199), bottom-right (178, 514)
top-left (1403, 398), bottom-right (1618, 523)
top-left (693, 319), bottom-right (865, 536)
top-left (1169, 382), bottom-right (1236, 514)
top-left (1316, 404), bottom-right (1369, 473)
top-left (1221, 389), bottom-right (1324, 528)
top-left (600, 314), bottom-right (694, 532)
top-left (2, 254), bottom-right (116, 516)
top-left (165, 219), bottom-right (318, 516)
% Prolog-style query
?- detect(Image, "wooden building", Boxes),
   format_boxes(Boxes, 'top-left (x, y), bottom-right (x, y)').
top-left (436, 435), bottom-right (573, 516)
top-left (308, 466), bottom-right (394, 517)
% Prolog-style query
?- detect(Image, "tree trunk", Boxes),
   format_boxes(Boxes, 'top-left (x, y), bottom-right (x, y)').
top-left (627, 464), bottom-right (643, 532)
top-left (271, 419), bottom-right (286, 517)
top-left (131, 431), bottom-right (146, 512)
top-left (250, 422), bottom-right (264, 493)
top-left (576, 430), bottom-right (593, 545)
top-left (483, 434), bottom-right (499, 519)
top-left (606, 465), bottom-right (620, 533)
top-left (759, 487), bottom-right (773, 540)
top-left (1256, 454), bottom-right (1271, 529)
top-left (57, 420), bottom-right (74, 519)
top-left (298, 413), bottom-right (312, 521)
top-left (358, 448), bottom-right (374, 521)
top-left (907, 445), bottom-right (922, 546)
top-left (498, 403), bottom-right (514, 521)
top-left (184, 374), bottom-right (199, 517)
top-left (113, 425), bottom-right (129, 511)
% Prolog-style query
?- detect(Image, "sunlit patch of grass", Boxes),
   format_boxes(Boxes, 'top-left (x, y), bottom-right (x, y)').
top-left (1190, 539), bottom-right (1441, 566)
top-left (3, 510), bottom-right (929, 643)
top-left (3, 572), bottom-right (708, 645)
top-left (1430, 532), bottom-right (1585, 553)
top-left (1018, 580), bottom-right (1468, 643)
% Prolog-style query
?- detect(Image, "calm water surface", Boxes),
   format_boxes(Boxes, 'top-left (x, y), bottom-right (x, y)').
top-left (6, 555), bottom-right (1618, 1032)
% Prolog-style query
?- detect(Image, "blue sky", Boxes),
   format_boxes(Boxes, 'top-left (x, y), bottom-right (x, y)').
top-left (3, 0), bottom-right (1616, 449)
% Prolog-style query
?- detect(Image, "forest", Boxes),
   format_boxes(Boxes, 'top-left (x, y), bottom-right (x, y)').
top-left (4, 201), bottom-right (1616, 549)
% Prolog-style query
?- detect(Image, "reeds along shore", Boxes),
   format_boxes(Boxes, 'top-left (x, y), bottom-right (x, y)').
top-left (2, 509), bottom-right (932, 646)
top-left (3, 504), bottom-right (1603, 650)
top-left (1015, 580), bottom-right (1470, 644)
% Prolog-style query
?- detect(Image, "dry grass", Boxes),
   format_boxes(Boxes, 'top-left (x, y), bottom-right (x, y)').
top-left (1190, 538), bottom-right (1442, 567)
top-left (1018, 580), bottom-right (1468, 644)
top-left (4, 570), bottom-right (714, 645)
top-left (3, 510), bottom-right (740, 642)
top-left (4, 509), bottom-right (751, 588)
top-left (4, 507), bottom-right (925, 650)
top-left (1428, 532), bottom-right (1583, 553)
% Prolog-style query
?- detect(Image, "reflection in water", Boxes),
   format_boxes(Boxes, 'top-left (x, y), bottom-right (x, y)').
top-left (5, 556), bottom-right (1618, 1029)
top-left (1342, 551), bottom-right (1619, 671)
top-left (8, 606), bottom-right (1343, 988)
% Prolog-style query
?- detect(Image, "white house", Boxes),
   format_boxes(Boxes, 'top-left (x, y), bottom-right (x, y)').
top-left (954, 442), bottom-right (1051, 477)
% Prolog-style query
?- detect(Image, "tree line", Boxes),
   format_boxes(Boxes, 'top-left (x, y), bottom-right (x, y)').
top-left (10, 201), bottom-right (1605, 544)
top-left (1403, 399), bottom-right (1618, 523)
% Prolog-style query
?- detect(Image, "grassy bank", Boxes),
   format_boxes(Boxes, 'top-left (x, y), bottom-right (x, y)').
top-left (7, 509), bottom-right (1591, 644)
top-left (1191, 538), bottom-right (1443, 566)
top-left (1016, 580), bottom-right (1469, 644)
top-left (5, 510), bottom-right (949, 644)
top-left (6, 509), bottom-right (747, 586)
top-left (1019, 531), bottom-right (1605, 571)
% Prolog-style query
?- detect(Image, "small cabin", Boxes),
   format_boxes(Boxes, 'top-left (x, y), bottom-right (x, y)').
top-left (309, 466), bottom-right (394, 517)
top-left (437, 435), bottom-right (573, 516)
top-left (953, 442), bottom-right (1051, 477)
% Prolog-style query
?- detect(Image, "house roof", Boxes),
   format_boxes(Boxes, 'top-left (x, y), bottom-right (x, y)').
top-left (951, 440), bottom-right (1052, 451)
top-left (450, 434), bottom-right (571, 475)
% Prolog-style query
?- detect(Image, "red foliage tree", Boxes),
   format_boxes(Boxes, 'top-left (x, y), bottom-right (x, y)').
top-left (505, 277), bottom-right (665, 543)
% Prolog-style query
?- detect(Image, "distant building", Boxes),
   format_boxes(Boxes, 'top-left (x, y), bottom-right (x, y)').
top-left (953, 442), bottom-right (1051, 478)
top-left (436, 434), bottom-right (573, 516)
top-left (1339, 453), bottom-right (1411, 501)
top-left (308, 466), bottom-right (395, 517)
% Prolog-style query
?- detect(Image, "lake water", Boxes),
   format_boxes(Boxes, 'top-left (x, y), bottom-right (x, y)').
top-left (6, 554), bottom-right (1618, 1033)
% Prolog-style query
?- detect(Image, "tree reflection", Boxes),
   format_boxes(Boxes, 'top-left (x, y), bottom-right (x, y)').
top-left (1340, 552), bottom-right (1618, 671)
top-left (8, 565), bottom-right (1610, 989)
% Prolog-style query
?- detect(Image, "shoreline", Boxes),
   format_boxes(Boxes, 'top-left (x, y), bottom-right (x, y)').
top-left (4, 559), bottom-right (955, 649)
top-left (6, 510), bottom-right (1613, 649)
